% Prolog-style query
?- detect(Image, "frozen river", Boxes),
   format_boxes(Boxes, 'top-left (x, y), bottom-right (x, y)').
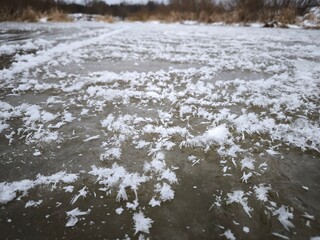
top-left (0, 21), bottom-right (320, 239)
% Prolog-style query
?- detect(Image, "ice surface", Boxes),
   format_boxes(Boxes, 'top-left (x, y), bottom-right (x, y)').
top-left (0, 21), bottom-right (319, 239)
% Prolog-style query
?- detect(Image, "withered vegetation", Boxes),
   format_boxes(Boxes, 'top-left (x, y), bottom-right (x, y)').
top-left (0, 0), bottom-right (318, 24)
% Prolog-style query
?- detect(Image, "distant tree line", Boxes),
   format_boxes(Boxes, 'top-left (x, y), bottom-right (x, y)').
top-left (0, 0), bottom-right (319, 22)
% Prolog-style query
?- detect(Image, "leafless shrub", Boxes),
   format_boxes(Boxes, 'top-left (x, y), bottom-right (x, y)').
top-left (95, 15), bottom-right (114, 23)
top-left (127, 9), bottom-right (150, 21)
top-left (0, 0), bottom-right (318, 25)
top-left (46, 9), bottom-right (72, 22)
top-left (20, 7), bottom-right (39, 22)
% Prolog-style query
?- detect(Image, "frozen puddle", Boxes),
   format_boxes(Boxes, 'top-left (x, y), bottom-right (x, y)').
top-left (0, 22), bottom-right (320, 239)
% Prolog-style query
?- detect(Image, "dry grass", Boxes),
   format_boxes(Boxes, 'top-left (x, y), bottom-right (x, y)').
top-left (303, 12), bottom-right (318, 21)
top-left (127, 11), bottom-right (150, 22)
top-left (45, 9), bottom-right (72, 22)
top-left (0, 7), bottom-right (72, 22)
top-left (0, 1), bottom-right (305, 26)
top-left (123, 6), bottom-right (300, 27)
top-left (20, 7), bottom-right (39, 22)
top-left (161, 11), bottom-right (197, 22)
top-left (258, 8), bottom-right (297, 24)
top-left (95, 15), bottom-right (114, 23)
top-left (152, 10), bottom-right (241, 24)
top-left (277, 8), bottom-right (297, 24)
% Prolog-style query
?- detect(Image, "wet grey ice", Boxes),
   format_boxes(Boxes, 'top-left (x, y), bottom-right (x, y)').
top-left (0, 22), bottom-right (320, 239)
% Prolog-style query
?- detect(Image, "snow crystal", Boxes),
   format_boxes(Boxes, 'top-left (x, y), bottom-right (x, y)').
top-left (48, 122), bottom-right (65, 129)
top-left (63, 186), bottom-right (74, 193)
top-left (133, 211), bottom-right (153, 235)
top-left (159, 169), bottom-right (178, 184)
top-left (36, 172), bottom-right (78, 186)
top-left (302, 212), bottom-right (315, 221)
top-left (254, 184), bottom-right (271, 202)
top-left (180, 124), bottom-right (231, 150)
top-left (100, 148), bottom-right (122, 161)
top-left (226, 190), bottom-right (252, 217)
top-left (89, 164), bottom-right (148, 203)
top-left (243, 227), bottom-right (250, 233)
top-left (83, 135), bottom-right (100, 142)
top-left (0, 121), bottom-right (9, 133)
top-left (80, 108), bottom-right (89, 115)
top-left (22, 104), bottom-right (41, 126)
top-left (272, 232), bottom-right (290, 239)
top-left (101, 114), bottom-right (115, 128)
top-left (144, 156), bottom-right (166, 173)
top-left (240, 172), bottom-right (253, 183)
top-left (126, 199), bottom-right (139, 210)
top-left (135, 140), bottom-right (150, 149)
top-left (155, 183), bottom-right (174, 202)
top-left (240, 157), bottom-right (255, 171)
top-left (116, 207), bottom-right (124, 215)
top-left (158, 110), bottom-right (172, 121)
top-left (273, 206), bottom-right (295, 230)
top-left (188, 155), bottom-right (200, 165)
top-left (0, 172), bottom-right (78, 204)
top-left (221, 229), bottom-right (236, 240)
top-left (204, 125), bottom-right (231, 145)
top-left (66, 208), bottom-right (91, 227)
top-left (71, 186), bottom-right (88, 205)
top-left (33, 150), bottom-right (41, 156)
top-left (41, 111), bottom-right (57, 122)
top-left (0, 180), bottom-right (34, 204)
top-left (266, 149), bottom-right (280, 155)
top-left (25, 200), bottom-right (43, 208)
top-left (63, 112), bottom-right (75, 123)
top-left (149, 197), bottom-right (161, 207)
top-left (117, 186), bottom-right (128, 202)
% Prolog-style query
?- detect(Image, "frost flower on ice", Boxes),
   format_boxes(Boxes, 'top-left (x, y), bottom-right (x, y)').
top-left (0, 172), bottom-right (78, 204)
top-left (221, 229), bottom-right (236, 240)
top-left (240, 157), bottom-right (255, 171)
top-left (155, 183), bottom-right (175, 202)
top-left (204, 124), bottom-right (231, 145)
top-left (0, 180), bottom-right (34, 204)
top-left (70, 186), bottom-right (88, 205)
top-left (180, 124), bottom-right (231, 149)
top-left (226, 190), bottom-right (252, 217)
top-left (149, 197), bottom-right (161, 207)
top-left (160, 169), bottom-right (178, 184)
top-left (100, 147), bottom-right (122, 161)
top-left (66, 207), bottom-right (91, 227)
top-left (240, 172), bottom-right (253, 183)
top-left (273, 206), bottom-right (295, 230)
top-left (25, 200), bottom-right (43, 208)
top-left (133, 211), bottom-right (153, 234)
top-left (253, 184), bottom-right (271, 202)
